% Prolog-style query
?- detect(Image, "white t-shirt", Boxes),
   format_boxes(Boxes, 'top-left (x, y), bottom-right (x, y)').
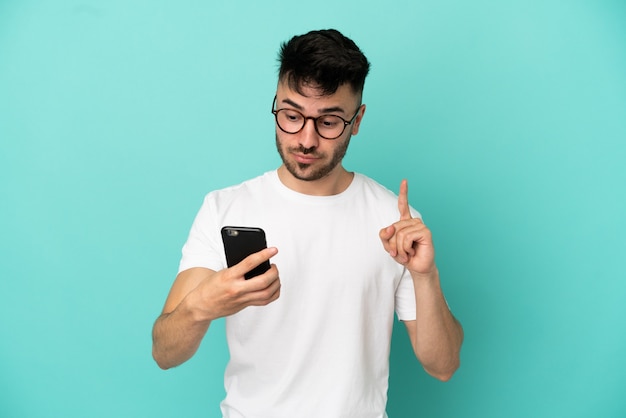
top-left (179, 171), bottom-right (419, 418)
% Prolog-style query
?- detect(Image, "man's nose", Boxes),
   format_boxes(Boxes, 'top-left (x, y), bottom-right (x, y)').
top-left (298, 118), bottom-right (320, 149)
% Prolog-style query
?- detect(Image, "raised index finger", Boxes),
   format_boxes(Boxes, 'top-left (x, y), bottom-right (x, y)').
top-left (398, 179), bottom-right (412, 220)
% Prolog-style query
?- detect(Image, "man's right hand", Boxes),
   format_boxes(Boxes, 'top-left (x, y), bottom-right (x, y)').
top-left (186, 247), bottom-right (281, 320)
top-left (152, 247), bottom-right (280, 369)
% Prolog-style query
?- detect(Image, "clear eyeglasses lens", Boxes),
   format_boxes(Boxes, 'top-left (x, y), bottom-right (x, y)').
top-left (275, 109), bottom-right (347, 140)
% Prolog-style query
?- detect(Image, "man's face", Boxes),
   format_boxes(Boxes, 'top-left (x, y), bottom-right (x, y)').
top-left (274, 81), bottom-right (365, 182)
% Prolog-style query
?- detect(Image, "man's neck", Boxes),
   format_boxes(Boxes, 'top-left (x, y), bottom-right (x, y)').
top-left (277, 165), bottom-right (354, 196)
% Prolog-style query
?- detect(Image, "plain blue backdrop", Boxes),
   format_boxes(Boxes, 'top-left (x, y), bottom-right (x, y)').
top-left (1, 1), bottom-right (625, 417)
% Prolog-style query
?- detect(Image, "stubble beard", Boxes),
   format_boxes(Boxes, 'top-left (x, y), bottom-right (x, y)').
top-left (275, 134), bottom-right (351, 182)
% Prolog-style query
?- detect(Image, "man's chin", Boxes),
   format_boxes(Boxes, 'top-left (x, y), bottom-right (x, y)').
top-left (285, 162), bottom-right (327, 182)
top-left (292, 166), bottom-right (318, 181)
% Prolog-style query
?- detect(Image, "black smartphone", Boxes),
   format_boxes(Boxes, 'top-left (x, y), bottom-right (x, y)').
top-left (221, 226), bottom-right (271, 280)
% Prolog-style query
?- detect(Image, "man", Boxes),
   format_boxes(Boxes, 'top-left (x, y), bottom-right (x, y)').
top-left (152, 29), bottom-right (463, 417)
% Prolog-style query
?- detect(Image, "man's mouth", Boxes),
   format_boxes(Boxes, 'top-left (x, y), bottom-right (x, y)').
top-left (293, 153), bottom-right (319, 164)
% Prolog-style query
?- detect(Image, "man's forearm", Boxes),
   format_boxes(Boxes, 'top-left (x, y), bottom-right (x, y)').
top-left (410, 268), bottom-right (463, 381)
top-left (152, 299), bottom-right (212, 370)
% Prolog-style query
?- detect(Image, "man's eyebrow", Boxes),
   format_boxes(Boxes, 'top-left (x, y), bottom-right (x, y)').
top-left (280, 98), bottom-right (347, 115)
top-left (319, 106), bottom-right (346, 114)
top-left (281, 98), bottom-right (304, 110)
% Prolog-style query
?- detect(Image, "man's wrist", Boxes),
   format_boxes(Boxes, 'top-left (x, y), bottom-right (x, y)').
top-left (183, 290), bottom-right (217, 324)
top-left (409, 266), bottom-right (439, 283)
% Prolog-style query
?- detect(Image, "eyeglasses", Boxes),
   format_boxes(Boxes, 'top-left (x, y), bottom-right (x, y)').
top-left (271, 96), bottom-right (361, 140)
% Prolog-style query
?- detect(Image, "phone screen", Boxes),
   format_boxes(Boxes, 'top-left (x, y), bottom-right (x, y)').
top-left (221, 226), bottom-right (271, 279)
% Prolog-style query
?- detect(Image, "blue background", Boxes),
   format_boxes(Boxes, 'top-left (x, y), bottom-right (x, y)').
top-left (1, 1), bottom-right (625, 417)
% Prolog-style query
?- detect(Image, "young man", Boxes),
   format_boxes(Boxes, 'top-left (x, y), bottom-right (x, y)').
top-left (152, 29), bottom-right (463, 417)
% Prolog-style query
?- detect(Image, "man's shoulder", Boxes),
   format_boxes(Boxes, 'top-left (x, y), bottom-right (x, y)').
top-left (354, 173), bottom-right (422, 219)
top-left (207, 170), bottom-right (276, 196)
top-left (198, 171), bottom-right (277, 210)
top-left (354, 173), bottom-right (398, 200)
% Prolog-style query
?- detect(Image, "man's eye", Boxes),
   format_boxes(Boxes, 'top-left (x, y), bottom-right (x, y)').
top-left (283, 111), bottom-right (302, 122)
top-left (319, 116), bottom-right (341, 128)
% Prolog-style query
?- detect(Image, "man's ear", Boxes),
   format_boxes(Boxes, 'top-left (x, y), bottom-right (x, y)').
top-left (351, 104), bottom-right (366, 135)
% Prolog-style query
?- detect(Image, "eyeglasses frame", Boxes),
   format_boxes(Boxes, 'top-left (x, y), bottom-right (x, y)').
top-left (271, 95), bottom-right (362, 140)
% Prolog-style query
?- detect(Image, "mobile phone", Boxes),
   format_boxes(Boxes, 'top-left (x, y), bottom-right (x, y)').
top-left (221, 226), bottom-right (271, 280)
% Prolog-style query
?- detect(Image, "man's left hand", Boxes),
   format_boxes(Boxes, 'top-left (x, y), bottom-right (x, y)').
top-left (379, 179), bottom-right (436, 277)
